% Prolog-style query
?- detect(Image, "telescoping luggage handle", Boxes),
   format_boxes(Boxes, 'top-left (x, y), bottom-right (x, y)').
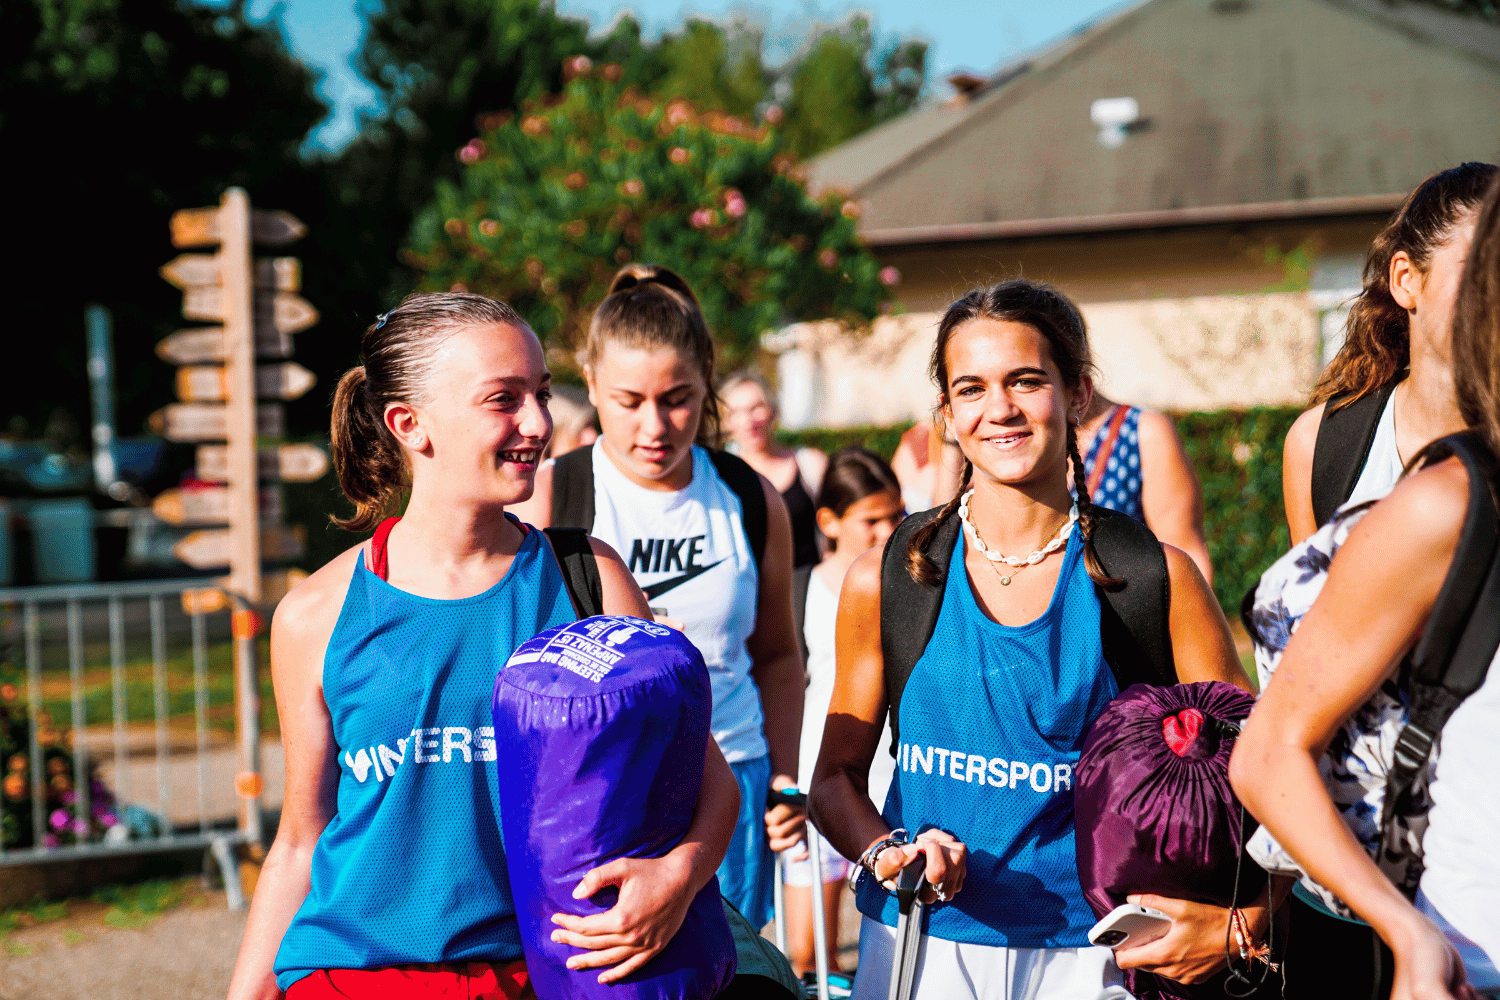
top-left (768, 787), bottom-right (832, 1000)
top-left (888, 856), bottom-right (927, 1000)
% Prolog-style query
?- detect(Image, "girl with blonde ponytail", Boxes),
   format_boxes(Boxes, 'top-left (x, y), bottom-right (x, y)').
top-left (810, 279), bottom-right (1255, 1000)
top-left (227, 292), bottom-right (740, 1000)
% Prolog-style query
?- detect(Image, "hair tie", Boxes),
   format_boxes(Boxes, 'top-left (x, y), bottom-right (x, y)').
top-left (374, 312), bottom-right (390, 331)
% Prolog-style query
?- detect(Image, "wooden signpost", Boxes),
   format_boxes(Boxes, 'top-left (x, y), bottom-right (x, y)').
top-left (155, 189), bottom-right (327, 853)
top-left (154, 188), bottom-right (324, 603)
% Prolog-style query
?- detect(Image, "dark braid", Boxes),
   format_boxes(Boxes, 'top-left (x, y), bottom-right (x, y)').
top-left (906, 459), bottom-right (972, 586)
top-left (1066, 421), bottom-right (1123, 590)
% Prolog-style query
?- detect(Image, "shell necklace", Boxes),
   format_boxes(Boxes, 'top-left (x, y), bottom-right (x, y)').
top-left (957, 490), bottom-right (1077, 585)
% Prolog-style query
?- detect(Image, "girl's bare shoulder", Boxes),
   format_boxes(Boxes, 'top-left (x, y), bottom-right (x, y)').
top-left (272, 542), bottom-right (367, 645)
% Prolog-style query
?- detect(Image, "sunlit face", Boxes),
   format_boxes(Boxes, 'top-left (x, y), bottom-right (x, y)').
top-left (394, 322), bottom-right (552, 507)
top-left (1406, 213), bottom-right (1478, 357)
top-left (941, 318), bottom-right (1087, 490)
top-left (587, 341), bottom-right (706, 490)
top-left (819, 489), bottom-right (904, 555)
top-left (723, 380), bottom-right (775, 449)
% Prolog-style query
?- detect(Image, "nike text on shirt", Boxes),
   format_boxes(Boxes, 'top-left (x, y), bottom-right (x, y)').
top-left (898, 742), bottom-right (1072, 794)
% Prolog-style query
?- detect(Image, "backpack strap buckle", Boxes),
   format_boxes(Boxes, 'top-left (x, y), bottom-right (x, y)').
top-left (1390, 723), bottom-right (1435, 775)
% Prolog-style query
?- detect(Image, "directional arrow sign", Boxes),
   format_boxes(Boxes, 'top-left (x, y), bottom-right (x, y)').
top-left (149, 403), bottom-right (284, 442)
top-left (160, 255), bottom-right (301, 291)
top-left (181, 568), bottom-right (308, 615)
top-left (152, 486), bottom-right (283, 525)
top-left (175, 363), bottom-right (316, 403)
top-left (170, 207), bottom-right (307, 249)
top-left (196, 443), bottom-right (329, 483)
top-left (156, 326), bottom-right (293, 365)
top-left (173, 524), bottom-right (305, 569)
top-left (181, 288), bottom-right (319, 334)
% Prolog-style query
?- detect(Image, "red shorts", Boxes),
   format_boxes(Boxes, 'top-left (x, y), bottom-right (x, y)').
top-left (285, 960), bottom-right (532, 999)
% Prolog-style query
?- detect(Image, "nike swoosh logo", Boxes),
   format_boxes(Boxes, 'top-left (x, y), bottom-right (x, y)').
top-left (642, 559), bottom-right (725, 599)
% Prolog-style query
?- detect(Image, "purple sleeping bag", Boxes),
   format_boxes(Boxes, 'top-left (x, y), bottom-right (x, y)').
top-left (492, 615), bottom-right (736, 1000)
top-left (1074, 681), bottom-right (1264, 1000)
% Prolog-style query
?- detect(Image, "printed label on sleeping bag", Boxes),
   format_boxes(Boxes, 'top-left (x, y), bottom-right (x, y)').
top-left (897, 742), bottom-right (1072, 795)
top-left (508, 616), bottom-right (674, 684)
top-left (341, 726), bottom-right (497, 783)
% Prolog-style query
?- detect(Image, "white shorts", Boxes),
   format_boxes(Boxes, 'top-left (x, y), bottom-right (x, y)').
top-left (850, 915), bottom-right (1134, 1000)
top-left (781, 834), bottom-right (852, 887)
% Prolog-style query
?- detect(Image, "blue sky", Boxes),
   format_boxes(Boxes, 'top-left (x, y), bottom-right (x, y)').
top-left (208, 0), bottom-right (1127, 150)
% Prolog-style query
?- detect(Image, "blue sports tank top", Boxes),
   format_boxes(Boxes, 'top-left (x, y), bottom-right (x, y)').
top-left (273, 520), bottom-right (577, 990)
top-left (1083, 406), bottom-right (1144, 521)
top-left (856, 528), bottom-right (1118, 948)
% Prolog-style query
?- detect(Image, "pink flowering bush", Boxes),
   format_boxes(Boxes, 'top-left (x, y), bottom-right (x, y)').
top-left (407, 60), bottom-right (892, 373)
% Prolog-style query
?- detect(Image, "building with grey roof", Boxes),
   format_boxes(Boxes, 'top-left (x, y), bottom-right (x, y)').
top-left (772, 0), bottom-right (1500, 426)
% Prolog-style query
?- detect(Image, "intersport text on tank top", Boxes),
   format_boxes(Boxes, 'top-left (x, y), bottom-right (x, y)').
top-left (897, 742), bottom-right (1073, 795)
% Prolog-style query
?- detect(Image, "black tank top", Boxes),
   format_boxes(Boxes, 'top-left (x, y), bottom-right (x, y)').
top-left (780, 474), bottom-right (819, 569)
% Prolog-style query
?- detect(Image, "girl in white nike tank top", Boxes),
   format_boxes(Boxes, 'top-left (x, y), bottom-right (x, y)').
top-left (524, 264), bottom-right (806, 931)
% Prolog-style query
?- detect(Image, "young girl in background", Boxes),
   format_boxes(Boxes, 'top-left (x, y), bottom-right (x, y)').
top-left (784, 448), bottom-right (905, 980)
top-left (526, 264), bottom-right (806, 932)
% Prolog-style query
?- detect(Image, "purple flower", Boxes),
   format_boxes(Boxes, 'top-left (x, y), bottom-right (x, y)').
top-left (99, 812), bottom-right (117, 827)
top-left (42, 833), bottom-right (59, 848)
top-left (49, 808), bottom-right (69, 830)
top-left (71, 817), bottom-right (89, 835)
top-left (62, 790), bottom-right (77, 805)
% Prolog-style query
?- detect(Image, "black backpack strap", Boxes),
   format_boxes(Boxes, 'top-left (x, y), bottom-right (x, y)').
top-left (1311, 380), bottom-right (1400, 527)
top-left (707, 450), bottom-right (768, 573)
top-left (1381, 432), bottom-right (1500, 834)
top-left (543, 527), bottom-right (604, 619)
top-left (879, 507), bottom-right (957, 751)
top-left (1090, 507), bottom-right (1177, 689)
top-left (791, 563), bottom-right (813, 669)
top-left (549, 447), bottom-right (596, 531)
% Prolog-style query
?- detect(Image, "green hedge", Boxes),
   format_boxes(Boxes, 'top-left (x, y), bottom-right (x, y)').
top-left (1171, 407), bottom-right (1300, 613)
top-left (776, 422), bottom-right (914, 463)
top-left (783, 408), bottom-right (1303, 614)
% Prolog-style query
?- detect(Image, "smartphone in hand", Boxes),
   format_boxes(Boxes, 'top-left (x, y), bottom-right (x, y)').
top-left (1087, 903), bottom-right (1173, 950)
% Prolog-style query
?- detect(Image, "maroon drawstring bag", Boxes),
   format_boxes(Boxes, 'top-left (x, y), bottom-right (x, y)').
top-left (1074, 681), bottom-right (1265, 1000)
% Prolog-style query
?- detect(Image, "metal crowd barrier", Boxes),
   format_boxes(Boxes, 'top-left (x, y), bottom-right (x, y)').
top-left (0, 577), bottom-right (266, 908)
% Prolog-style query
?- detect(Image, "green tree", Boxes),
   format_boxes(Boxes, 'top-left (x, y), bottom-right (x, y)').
top-left (782, 17), bottom-right (928, 160)
top-left (406, 67), bottom-right (898, 374)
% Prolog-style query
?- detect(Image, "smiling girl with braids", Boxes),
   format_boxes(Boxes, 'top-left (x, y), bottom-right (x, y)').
top-left (809, 279), bottom-right (1255, 1000)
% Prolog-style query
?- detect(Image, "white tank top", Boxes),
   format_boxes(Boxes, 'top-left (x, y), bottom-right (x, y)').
top-left (1345, 390), bottom-right (1403, 508)
top-left (587, 441), bottom-right (767, 763)
top-left (1417, 645), bottom-right (1500, 981)
top-left (800, 567), bottom-right (895, 807)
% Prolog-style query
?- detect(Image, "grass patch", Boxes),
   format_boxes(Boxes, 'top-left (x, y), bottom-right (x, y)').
top-left (92, 877), bottom-right (191, 930)
top-left (0, 897), bottom-right (70, 933)
top-left (31, 637), bottom-right (276, 738)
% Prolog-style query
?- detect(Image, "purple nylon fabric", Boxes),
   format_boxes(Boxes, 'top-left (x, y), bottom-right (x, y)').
top-left (1074, 681), bottom-right (1263, 1000)
top-left (492, 616), bottom-right (736, 1000)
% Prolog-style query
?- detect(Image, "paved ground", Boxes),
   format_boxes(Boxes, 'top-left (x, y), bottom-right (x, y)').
top-left (0, 886), bottom-right (247, 1000)
top-left (0, 883), bottom-right (862, 999)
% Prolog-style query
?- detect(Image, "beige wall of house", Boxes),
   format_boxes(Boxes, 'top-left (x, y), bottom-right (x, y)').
top-left (771, 218), bottom-right (1381, 426)
top-left (774, 290), bottom-right (1329, 428)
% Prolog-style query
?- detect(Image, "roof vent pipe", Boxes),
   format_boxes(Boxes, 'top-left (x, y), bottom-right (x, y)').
top-left (1090, 97), bottom-right (1140, 148)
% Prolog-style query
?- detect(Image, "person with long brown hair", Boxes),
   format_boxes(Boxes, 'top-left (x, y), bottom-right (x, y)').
top-left (226, 292), bottom-right (741, 1000)
top-left (1232, 175), bottom-right (1500, 1000)
top-left (809, 279), bottom-right (1254, 1000)
top-left (1283, 162), bottom-right (1495, 544)
top-left (525, 265), bottom-right (806, 935)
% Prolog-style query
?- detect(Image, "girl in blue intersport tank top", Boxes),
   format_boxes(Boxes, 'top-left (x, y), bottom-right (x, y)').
top-left (224, 293), bottom-right (741, 1000)
top-left (806, 279), bottom-right (1257, 1000)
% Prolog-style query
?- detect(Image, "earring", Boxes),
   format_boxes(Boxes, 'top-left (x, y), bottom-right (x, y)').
top-left (412, 435), bottom-right (426, 449)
